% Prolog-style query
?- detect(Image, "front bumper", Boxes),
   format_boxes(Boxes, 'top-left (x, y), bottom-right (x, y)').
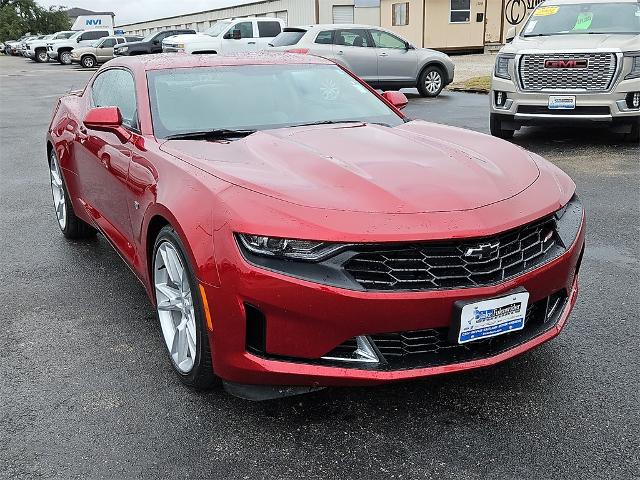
top-left (491, 74), bottom-right (640, 126)
top-left (202, 210), bottom-right (585, 388)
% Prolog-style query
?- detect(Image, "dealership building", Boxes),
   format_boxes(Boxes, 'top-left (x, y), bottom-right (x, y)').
top-left (117, 0), bottom-right (542, 52)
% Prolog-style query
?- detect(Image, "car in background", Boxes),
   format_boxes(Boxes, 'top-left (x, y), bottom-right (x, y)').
top-left (46, 53), bottom-right (584, 400)
top-left (4, 35), bottom-right (31, 55)
top-left (490, 0), bottom-right (640, 142)
top-left (269, 24), bottom-right (455, 97)
top-left (113, 29), bottom-right (195, 56)
top-left (20, 35), bottom-right (46, 56)
top-left (71, 35), bottom-right (142, 68)
top-left (26, 30), bottom-right (75, 62)
top-left (0, 43), bottom-right (4, 54)
top-left (162, 17), bottom-right (284, 54)
top-left (47, 28), bottom-right (112, 64)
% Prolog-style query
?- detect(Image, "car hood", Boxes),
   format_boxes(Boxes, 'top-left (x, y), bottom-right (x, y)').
top-left (159, 121), bottom-right (540, 214)
top-left (164, 33), bottom-right (217, 44)
top-left (503, 33), bottom-right (640, 53)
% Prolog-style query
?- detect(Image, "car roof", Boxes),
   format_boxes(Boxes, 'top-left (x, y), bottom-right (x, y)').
top-left (286, 24), bottom-right (378, 31)
top-left (108, 52), bottom-right (334, 72)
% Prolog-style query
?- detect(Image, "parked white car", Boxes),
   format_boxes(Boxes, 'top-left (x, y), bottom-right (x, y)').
top-left (162, 17), bottom-right (284, 54)
top-left (47, 28), bottom-right (113, 64)
top-left (26, 30), bottom-right (75, 62)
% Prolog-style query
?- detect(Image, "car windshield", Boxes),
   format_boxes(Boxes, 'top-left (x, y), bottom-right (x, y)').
top-left (91, 39), bottom-right (104, 47)
top-left (147, 64), bottom-right (404, 139)
top-left (270, 30), bottom-right (306, 47)
top-left (142, 31), bottom-right (158, 42)
top-left (58, 31), bottom-right (75, 39)
top-left (522, 2), bottom-right (640, 36)
top-left (204, 21), bottom-right (231, 37)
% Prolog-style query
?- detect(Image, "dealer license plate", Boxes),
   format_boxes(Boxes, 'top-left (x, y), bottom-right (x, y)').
top-left (456, 292), bottom-right (529, 344)
top-left (548, 95), bottom-right (576, 110)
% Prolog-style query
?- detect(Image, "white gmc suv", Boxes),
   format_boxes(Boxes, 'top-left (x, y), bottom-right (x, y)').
top-left (162, 17), bottom-right (284, 54)
top-left (490, 0), bottom-right (640, 142)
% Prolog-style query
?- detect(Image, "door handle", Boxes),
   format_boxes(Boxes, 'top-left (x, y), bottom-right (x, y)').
top-left (336, 50), bottom-right (344, 55)
top-left (248, 41), bottom-right (256, 45)
top-left (379, 52), bottom-right (388, 57)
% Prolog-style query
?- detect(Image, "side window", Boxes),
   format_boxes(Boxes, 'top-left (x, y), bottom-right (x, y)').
top-left (234, 21), bottom-right (254, 38)
top-left (83, 30), bottom-right (108, 41)
top-left (334, 29), bottom-right (372, 48)
top-left (314, 30), bottom-right (334, 45)
top-left (370, 30), bottom-right (407, 49)
top-left (92, 69), bottom-right (138, 130)
top-left (258, 21), bottom-right (282, 38)
top-left (101, 38), bottom-right (117, 48)
top-left (155, 32), bottom-right (168, 42)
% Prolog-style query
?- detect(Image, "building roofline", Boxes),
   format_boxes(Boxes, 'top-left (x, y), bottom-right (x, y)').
top-left (115, 0), bottom-right (269, 28)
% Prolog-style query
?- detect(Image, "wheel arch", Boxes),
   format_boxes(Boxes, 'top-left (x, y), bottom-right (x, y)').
top-left (80, 54), bottom-right (97, 65)
top-left (192, 50), bottom-right (217, 54)
top-left (417, 61), bottom-right (448, 84)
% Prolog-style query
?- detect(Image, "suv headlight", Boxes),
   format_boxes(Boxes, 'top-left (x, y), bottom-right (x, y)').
top-left (118, 46), bottom-right (127, 52)
top-left (494, 54), bottom-right (515, 80)
top-left (236, 234), bottom-right (347, 261)
top-left (625, 52), bottom-right (640, 80)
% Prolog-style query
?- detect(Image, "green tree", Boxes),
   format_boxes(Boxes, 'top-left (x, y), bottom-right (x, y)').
top-left (0, 1), bottom-right (70, 42)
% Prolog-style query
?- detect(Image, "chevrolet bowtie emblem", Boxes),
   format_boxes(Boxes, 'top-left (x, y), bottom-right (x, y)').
top-left (464, 242), bottom-right (500, 259)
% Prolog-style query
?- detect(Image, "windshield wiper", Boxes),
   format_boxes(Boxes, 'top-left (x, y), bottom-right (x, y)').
top-left (289, 120), bottom-right (392, 128)
top-left (165, 129), bottom-right (256, 141)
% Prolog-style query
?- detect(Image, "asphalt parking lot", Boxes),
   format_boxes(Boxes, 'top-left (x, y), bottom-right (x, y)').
top-left (1, 54), bottom-right (638, 480)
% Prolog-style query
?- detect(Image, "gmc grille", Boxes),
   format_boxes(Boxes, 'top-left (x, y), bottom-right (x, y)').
top-left (519, 53), bottom-right (617, 91)
top-left (343, 217), bottom-right (562, 292)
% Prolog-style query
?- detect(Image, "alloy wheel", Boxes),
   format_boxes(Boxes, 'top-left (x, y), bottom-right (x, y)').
top-left (60, 51), bottom-right (71, 65)
top-left (37, 50), bottom-right (47, 62)
top-left (82, 56), bottom-right (95, 68)
top-left (154, 241), bottom-right (197, 373)
top-left (49, 151), bottom-right (67, 230)
top-left (424, 71), bottom-right (442, 95)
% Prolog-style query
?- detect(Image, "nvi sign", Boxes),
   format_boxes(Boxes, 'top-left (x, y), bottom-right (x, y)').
top-left (86, 19), bottom-right (102, 26)
top-left (71, 15), bottom-right (114, 30)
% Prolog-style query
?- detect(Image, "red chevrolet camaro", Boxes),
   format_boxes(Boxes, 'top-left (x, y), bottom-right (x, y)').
top-left (47, 53), bottom-right (585, 400)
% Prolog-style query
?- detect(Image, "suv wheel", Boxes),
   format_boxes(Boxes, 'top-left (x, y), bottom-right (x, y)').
top-left (80, 55), bottom-right (96, 68)
top-left (417, 66), bottom-right (445, 97)
top-left (490, 113), bottom-right (515, 139)
top-left (35, 49), bottom-right (48, 63)
top-left (59, 50), bottom-right (72, 65)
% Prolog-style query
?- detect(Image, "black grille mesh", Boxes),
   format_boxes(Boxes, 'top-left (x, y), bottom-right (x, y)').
top-left (343, 217), bottom-right (562, 291)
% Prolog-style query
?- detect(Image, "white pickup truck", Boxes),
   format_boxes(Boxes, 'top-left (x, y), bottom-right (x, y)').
top-left (162, 17), bottom-right (284, 54)
top-left (47, 28), bottom-right (113, 64)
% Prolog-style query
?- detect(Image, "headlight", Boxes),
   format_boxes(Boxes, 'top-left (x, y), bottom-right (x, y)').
top-left (625, 52), bottom-right (640, 79)
top-left (494, 54), bottom-right (514, 80)
top-left (236, 234), bottom-right (347, 261)
top-left (118, 46), bottom-right (128, 52)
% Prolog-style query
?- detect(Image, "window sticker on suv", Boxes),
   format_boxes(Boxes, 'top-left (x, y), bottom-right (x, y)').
top-left (534, 6), bottom-right (559, 16)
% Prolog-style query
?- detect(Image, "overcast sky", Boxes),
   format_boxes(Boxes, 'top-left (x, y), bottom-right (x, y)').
top-left (38, 0), bottom-right (257, 25)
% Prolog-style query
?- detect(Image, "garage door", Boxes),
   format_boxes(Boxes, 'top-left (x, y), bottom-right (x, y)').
top-left (332, 5), bottom-right (354, 24)
top-left (275, 10), bottom-right (288, 25)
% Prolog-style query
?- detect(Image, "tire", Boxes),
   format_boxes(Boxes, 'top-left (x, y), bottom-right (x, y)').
top-left (35, 49), bottom-right (48, 63)
top-left (152, 226), bottom-right (216, 389)
top-left (417, 65), bottom-right (445, 97)
top-left (48, 149), bottom-right (96, 239)
top-left (80, 55), bottom-right (96, 68)
top-left (490, 113), bottom-right (515, 139)
top-left (59, 50), bottom-right (72, 65)
top-left (623, 120), bottom-right (639, 143)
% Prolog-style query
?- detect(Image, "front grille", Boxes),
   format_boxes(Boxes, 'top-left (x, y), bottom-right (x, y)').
top-left (343, 216), bottom-right (562, 291)
top-left (519, 53), bottom-right (617, 91)
top-left (517, 105), bottom-right (611, 115)
top-left (324, 290), bottom-right (567, 370)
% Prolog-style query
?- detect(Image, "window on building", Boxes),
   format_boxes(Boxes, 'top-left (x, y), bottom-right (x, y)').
top-left (185, 23), bottom-right (192, 29)
top-left (333, 5), bottom-right (355, 24)
top-left (450, 0), bottom-right (471, 23)
top-left (392, 3), bottom-right (409, 26)
top-left (258, 21), bottom-right (282, 37)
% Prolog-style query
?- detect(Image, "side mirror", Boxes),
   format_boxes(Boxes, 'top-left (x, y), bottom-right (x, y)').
top-left (382, 91), bottom-right (408, 110)
top-left (83, 106), bottom-right (131, 142)
top-left (506, 26), bottom-right (517, 43)
top-left (405, 42), bottom-right (414, 50)
top-left (231, 29), bottom-right (242, 40)
top-left (76, 37), bottom-right (82, 43)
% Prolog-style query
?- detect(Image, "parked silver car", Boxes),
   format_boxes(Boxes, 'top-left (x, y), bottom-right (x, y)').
top-left (70, 35), bottom-right (142, 68)
top-left (269, 24), bottom-right (455, 97)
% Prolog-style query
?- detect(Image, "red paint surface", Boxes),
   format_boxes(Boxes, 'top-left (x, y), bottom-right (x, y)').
top-left (47, 54), bottom-right (584, 386)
